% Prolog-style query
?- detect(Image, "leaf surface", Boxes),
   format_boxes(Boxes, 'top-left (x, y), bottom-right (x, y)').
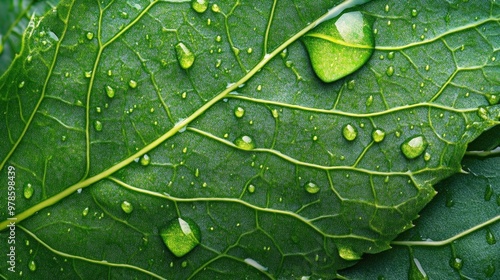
top-left (0, 0), bottom-right (499, 279)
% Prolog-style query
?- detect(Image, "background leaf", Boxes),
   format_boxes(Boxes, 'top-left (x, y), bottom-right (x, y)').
top-left (0, 0), bottom-right (499, 279)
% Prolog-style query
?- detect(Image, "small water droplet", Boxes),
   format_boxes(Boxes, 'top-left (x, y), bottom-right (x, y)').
top-left (120, 11), bottom-right (128, 19)
top-left (304, 181), bottom-right (320, 194)
top-left (82, 207), bottom-right (89, 217)
top-left (366, 95), bottom-right (374, 106)
top-left (384, 4), bottom-right (390, 12)
top-left (411, 8), bottom-right (418, 17)
top-left (211, 4), bottom-right (220, 13)
top-left (347, 79), bottom-right (355, 89)
top-left (424, 152), bottom-right (431, 161)
top-left (160, 217), bottom-right (201, 257)
top-left (486, 94), bottom-right (499, 105)
top-left (28, 260), bottom-right (36, 271)
top-left (128, 80), bottom-right (138, 89)
top-left (234, 135), bottom-right (255, 150)
top-left (105, 85), bottom-right (115, 98)
top-left (386, 66), bottom-right (394, 76)
top-left (140, 154), bottom-right (151, 166)
top-left (248, 184), bottom-right (256, 193)
top-left (234, 106), bottom-right (245, 118)
top-left (247, 48), bottom-right (253, 54)
top-left (401, 135), bottom-right (428, 159)
top-left (484, 184), bottom-right (493, 201)
top-left (387, 52), bottom-right (395, 59)
top-left (372, 129), bottom-right (385, 143)
top-left (121, 201), bottom-right (134, 214)
top-left (23, 183), bottom-right (34, 199)
top-left (84, 71), bottom-right (92, 78)
top-left (342, 124), bottom-right (358, 141)
top-left (338, 245), bottom-right (362, 261)
top-left (191, 0), bottom-right (208, 13)
top-left (86, 32), bottom-right (94, 40)
top-left (18, 81), bottom-right (25, 88)
top-left (449, 257), bottom-right (463, 271)
top-left (94, 120), bottom-right (103, 131)
top-left (215, 35), bottom-right (222, 42)
top-left (486, 228), bottom-right (497, 245)
top-left (425, 64), bottom-right (430, 71)
top-left (175, 42), bottom-right (195, 70)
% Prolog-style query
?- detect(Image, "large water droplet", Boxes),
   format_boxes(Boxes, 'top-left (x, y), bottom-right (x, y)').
top-left (175, 42), bottom-right (195, 70)
top-left (401, 135), bottom-right (428, 159)
top-left (302, 11), bottom-right (374, 83)
top-left (160, 217), bottom-right (201, 257)
top-left (372, 129), bottom-right (385, 143)
top-left (121, 201), bottom-right (134, 214)
top-left (234, 135), bottom-right (255, 150)
top-left (342, 124), bottom-right (358, 141)
top-left (23, 183), bottom-right (34, 199)
top-left (304, 181), bottom-right (320, 194)
top-left (338, 245), bottom-right (362, 260)
top-left (191, 0), bottom-right (208, 13)
top-left (409, 258), bottom-right (428, 280)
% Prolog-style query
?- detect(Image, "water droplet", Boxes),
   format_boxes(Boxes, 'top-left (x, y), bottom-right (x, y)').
top-left (366, 95), bottom-right (374, 106)
top-left (234, 106), bottom-right (245, 118)
top-left (86, 32), bottom-right (94, 40)
top-left (401, 135), bottom-right (428, 159)
top-left (140, 154), bottom-right (151, 166)
top-left (411, 9), bottom-right (418, 17)
top-left (82, 207), bottom-right (89, 217)
top-left (23, 183), bottom-right (34, 199)
top-left (409, 258), bottom-right (428, 280)
top-left (175, 42), bottom-right (195, 70)
top-left (347, 79), bottom-right (355, 89)
top-left (372, 129), bottom-right (385, 143)
top-left (424, 152), bottom-right (431, 162)
top-left (120, 11), bottom-right (129, 19)
top-left (425, 64), bottom-right (430, 71)
top-left (211, 4), bottom-right (220, 13)
top-left (160, 217), bottom-right (201, 257)
top-left (302, 11), bottom-right (374, 83)
top-left (105, 85), bottom-right (115, 98)
top-left (342, 124), bottom-right (358, 141)
top-left (387, 51), bottom-right (395, 59)
top-left (94, 120), bottom-right (103, 131)
top-left (248, 184), bottom-right (256, 193)
top-left (121, 201), bottom-right (134, 214)
top-left (338, 245), bottom-right (362, 260)
top-left (485, 264), bottom-right (496, 277)
top-left (84, 71), bottom-right (92, 78)
top-left (486, 94), bottom-right (499, 105)
top-left (484, 184), bottom-right (493, 201)
top-left (191, 0), bottom-right (208, 13)
top-left (384, 4), bottom-right (390, 12)
top-left (449, 257), bottom-right (463, 270)
top-left (386, 66), bottom-right (394, 76)
top-left (215, 35), bottom-right (222, 42)
top-left (234, 135), bottom-right (255, 150)
top-left (27, 55), bottom-right (33, 63)
top-left (247, 48), bottom-right (253, 54)
top-left (128, 80), bottom-right (138, 89)
top-left (18, 81), bottom-right (25, 88)
top-left (486, 228), bottom-right (497, 245)
top-left (304, 181), bottom-right (320, 194)
top-left (28, 260), bottom-right (36, 271)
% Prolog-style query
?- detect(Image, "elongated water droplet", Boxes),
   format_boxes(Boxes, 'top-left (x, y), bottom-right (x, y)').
top-left (191, 0), bottom-right (208, 13)
top-left (401, 135), bottom-right (428, 159)
top-left (82, 207), bottom-right (89, 217)
top-left (23, 183), bottom-right (34, 199)
top-left (386, 66), bottom-right (394, 76)
top-left (175, 42), bottom-right (195, 70)
top-left (372, 129), bottom-right (385, 143)
top-left (342, 124), bottom-right (358, 141)
top-left (338, 245), bottom-right (362, 261)
top-left (160, 217), bottom-right (201, 257)
top-left (121, 201), bottom-right (134, 214)
top-left (302, 11), bottom-right (374, 83)
top-left (28, 260), bottom-right (36, 271)
top-left (234, 106), bottom-right (245, 118)
top-left (128, 80), bottom-right (138, 89)
top-left (304, 181), bottom-right (320, 194)
top-left (409, 258), bottom-right (429, 280)
top-left (486, 228), bottom-right (497, 245)
top-left (234, 135), bottom-right (255, 150)
top-left (484, 184), bottom-right (493, 201)
top-left (105, 85), bottom-right (115, 98)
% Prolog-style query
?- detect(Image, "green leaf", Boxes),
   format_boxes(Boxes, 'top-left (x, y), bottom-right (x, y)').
top-left (338, 155), bottom-right (500, 279)
top-left (0, 0), bottom-right (499, 279)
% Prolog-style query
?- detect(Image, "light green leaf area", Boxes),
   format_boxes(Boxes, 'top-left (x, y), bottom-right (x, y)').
top-left (339, 155), bottom-right (500, 279)
top-left (0, 0), bottom-right (499, 279)
top-left (0, 0), bottom-right (61, 75)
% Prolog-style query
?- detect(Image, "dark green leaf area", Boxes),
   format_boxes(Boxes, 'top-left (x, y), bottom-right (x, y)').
top-left (339, 156), bottom-right (500, 279)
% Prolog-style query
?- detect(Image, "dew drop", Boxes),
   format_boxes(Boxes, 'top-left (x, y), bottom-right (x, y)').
top-left (449, 257), bottom-right (463, 271)
top-left (211, 4), bottom-right (220, 13)
top-left (234, 106), bottom-right (245, 118)
top-left (484, 184), bottom-right (493, 201)
top-left (372, 129), bottom-right (385, 143)
top-left (82, 207), bottom-right (89, 217)
top-left (23, 183), bottom-right (34, 199)
top-left (304, 181), bottom-right (320, 194)
top-left (409, 258), bottom-right (428, 280)
top-left (486, 94), bottom-right (499, 105)
top-left (386, 66), bottom-right (394, 76)
top-left (338, 245), bottom-right (362, 261)
top-left (384, 4), bottom-right (390, 12)
top-left (302, 11), bottom-right (374, 83)
top-left (215, 35), bottom-right (222, 42)
top-left (485, 264), bottom-right (496, 278)
top-left (248, 184), bottom-right (256, 193)
top-left (94, 120), bottom-right (103, 131)
top-left (387, 51), bottom-right (395, 59)
top-left (160, 217), bottom-right (201, 257)
top-left (425, 64), bottom-right (430, 71)
top-left (175, 42), bottom-right (195, 70)
top-left (140, 154), bottom-right (151, 166)
top-left (84, 71), bottom-right (92, 78)
top-left (366, 95), bottom-right (374, 106)
top-left (411, 8), bottom-right (419, 17)
top-left (128, 80), bottom-right (138, 89)
top-left (191, 0), bottom-right (208, 13)
top-left (486, 228), bottom-right (497, 245)
top-left (18, 81), bottom-right (25, 88)
top-left (424, 152), bottom-right (431, 162)
top-left (342, 124), bottom-right (358, 141)
top-left (105, 85), bottom-right (115, 98)
top-left (478, 107), bottom-right (489, 120)
top-left (121, 201), bottom-right (134, 214)
top-left (401, 135), bottom-right (428, 159)
top-left (347, 79), bottom-right (355, 89)
top-left (234, 135), bottom-right (255, 150)
top-left (28, 260), bottom-right (36, 272)
top-left (86, 32), bottom-right (94, 40)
